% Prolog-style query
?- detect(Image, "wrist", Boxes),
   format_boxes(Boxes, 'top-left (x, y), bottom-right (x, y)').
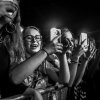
top-left (71, 56), bottom-right (79, 62)
top-left (42, 48), bottom-right (49, 56)
top-left (84, 57), bottom-right (88, 61)
top-left (58, 52), bottom-right (67, 59)
top-left (71, 60), bottom-right (79, 64)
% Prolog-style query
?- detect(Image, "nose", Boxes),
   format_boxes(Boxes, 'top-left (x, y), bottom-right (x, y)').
top-left (31, 37), bottom-right (37, 43)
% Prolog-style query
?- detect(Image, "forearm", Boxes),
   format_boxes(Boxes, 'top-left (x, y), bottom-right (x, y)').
top-left (10, 49), bottom-right (47, 84)
top-left (74, 60), bottom-right (88, 86)
top-left (68, 57), bottom-right (79, 87)
top-left (59, 54), bottom-right (70, 84)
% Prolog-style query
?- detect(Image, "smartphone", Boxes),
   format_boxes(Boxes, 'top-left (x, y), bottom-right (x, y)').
top-left (80, 32), bottom-right (88, 51)
top-left (50, 28), bottom-right (61, 43)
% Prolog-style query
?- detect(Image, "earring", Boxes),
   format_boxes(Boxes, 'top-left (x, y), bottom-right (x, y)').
top-left (6, 22), bottom-right (16, 33)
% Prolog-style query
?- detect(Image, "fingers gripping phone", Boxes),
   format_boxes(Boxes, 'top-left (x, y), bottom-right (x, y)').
top-left (79, 32), bottom-right (88, 51)
top-left (50, 28), bottom-right (61, 43)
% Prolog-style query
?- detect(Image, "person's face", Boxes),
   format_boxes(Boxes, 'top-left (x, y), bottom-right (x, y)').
top-left (0, 1), bottom-right (18, 23)
top-left (62, 31), bottom-right (74, 53)
top-left (24, 28), bottom-right (42, 55)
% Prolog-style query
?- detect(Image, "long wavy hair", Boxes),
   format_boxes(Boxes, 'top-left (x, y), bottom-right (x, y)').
top-left (4, 8), bottom-right (25, 65)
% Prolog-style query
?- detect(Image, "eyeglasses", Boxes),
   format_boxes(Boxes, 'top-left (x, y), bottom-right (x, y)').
top-left (24, 35), bottom-right (42, 42)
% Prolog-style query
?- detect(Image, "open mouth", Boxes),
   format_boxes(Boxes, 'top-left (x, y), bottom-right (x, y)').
top-left (7, 8), bottom-right (15, 16)
top-left (3, 9), bottom-right (16, 20)
top-left (31, 44), bottom-right (39, 49)
top-left (6, 6), bottom-right (17, 17)
top-left (5, 3), bottom-right (18, 18)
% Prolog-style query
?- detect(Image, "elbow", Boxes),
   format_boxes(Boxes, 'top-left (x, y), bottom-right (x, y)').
top-left (68, 83), bottom-right (73, 87)
top-left (65, 75), bottom-right (70, 84)
top-left (9, 72), bottom-right (22, 85)
top-left (68, 78), bottom-right (77, 87)
top-left (67, 79), bottom-right (74, 87)
top-left (60, 74), bottom-right (70, 84)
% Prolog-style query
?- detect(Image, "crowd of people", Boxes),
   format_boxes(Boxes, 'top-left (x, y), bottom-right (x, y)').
top-left (0, 0), bottom-right (100, 100)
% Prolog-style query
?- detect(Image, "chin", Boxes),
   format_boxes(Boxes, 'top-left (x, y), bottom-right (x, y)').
top-left (32, 49), bottom-right (40, 53)
top-left (5, 17), bottom-right (12, 23)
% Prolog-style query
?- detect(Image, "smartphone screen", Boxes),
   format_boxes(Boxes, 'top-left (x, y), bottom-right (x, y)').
top-left (80, 32), bottom-right (88, 51)
top-left (50, 28), bottom-right (61, 43)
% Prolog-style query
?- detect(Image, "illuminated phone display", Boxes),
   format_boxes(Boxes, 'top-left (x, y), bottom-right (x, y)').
top-left (50, 28), bottom-right (61, 43)
top-left (80, 32), bottom-right (88, 51)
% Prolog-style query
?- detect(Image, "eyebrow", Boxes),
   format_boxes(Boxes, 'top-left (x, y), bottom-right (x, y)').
top-left (24, 35), bottom-right (40, 38)
top-left (23, 35), bottom-right (31, 38)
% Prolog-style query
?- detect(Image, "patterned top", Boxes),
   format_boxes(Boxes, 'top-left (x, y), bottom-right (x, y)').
top-left (10, 53), bottom-right (60, 91)
top-left (23, 60), bottom-right (49, 89)
top-left (73, 80), bottom-right (87, 100)
top-left (18, 58), bottom-right (60, 90)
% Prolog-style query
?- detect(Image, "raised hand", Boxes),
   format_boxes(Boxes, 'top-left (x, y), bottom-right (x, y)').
top-left (62, 39), bottom-right (72, 54)
top-left (85, 40), bottom-right (97, 62)
top-left (43, 35), bottom-right (63, 55)
top-left (71, 39), bottom-right (87, 60)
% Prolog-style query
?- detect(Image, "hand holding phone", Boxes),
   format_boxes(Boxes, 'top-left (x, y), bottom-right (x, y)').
top-left (79, 32), bottom-right (88, 52)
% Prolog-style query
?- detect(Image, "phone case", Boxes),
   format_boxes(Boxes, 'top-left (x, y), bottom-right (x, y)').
top-left (50, 28), bottom-right (61, 43)
top-left (80, 33), bottom-right (88, 51)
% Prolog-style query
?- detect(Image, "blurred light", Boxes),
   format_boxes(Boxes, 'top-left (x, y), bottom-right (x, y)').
top-left (43, 17), bottom-right (63, 32)
top-left (20, 26), bottom-right (24, 32)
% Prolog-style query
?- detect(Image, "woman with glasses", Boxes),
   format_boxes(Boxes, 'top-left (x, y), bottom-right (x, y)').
top-left (9, 26), bottom-right (70, 99)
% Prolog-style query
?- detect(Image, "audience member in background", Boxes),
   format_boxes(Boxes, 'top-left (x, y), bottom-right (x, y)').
top-left (68, 35), bottom-right (97, 100)
top-left (48, 27), bottom-right (85, 100)
top-left (84, 37), bottom-right (100, 100)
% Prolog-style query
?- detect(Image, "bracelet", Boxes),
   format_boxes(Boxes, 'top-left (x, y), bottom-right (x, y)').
top-left (42, 48), bottom-right (49, 56)
top-left (84, 57), bottom-right (88, 60)
top-left (71, 60), bottom-right (79, 63)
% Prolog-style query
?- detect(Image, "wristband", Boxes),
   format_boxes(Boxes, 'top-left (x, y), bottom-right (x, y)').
top-left (71, 60), bottom-right (79, 63)
top-left (42, 48), bottom-right (49, 56)
top-left (84, 57), bottom-right (88, 60)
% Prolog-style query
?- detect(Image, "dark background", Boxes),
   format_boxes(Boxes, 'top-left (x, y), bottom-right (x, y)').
top-left (20, 0), bottom-right (100, 45)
